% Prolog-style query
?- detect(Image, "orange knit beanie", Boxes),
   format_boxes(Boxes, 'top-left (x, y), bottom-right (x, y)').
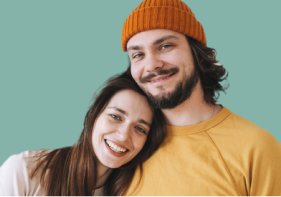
top-left (122, 0), bottom-right (206, 51)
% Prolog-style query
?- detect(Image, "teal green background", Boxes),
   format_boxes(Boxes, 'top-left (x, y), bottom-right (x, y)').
top-left (1, 0), bottom-right (281, 165)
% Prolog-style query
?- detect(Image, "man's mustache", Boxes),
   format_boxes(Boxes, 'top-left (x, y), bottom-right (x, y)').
top-left (140, 67), bottom-right (179, 83)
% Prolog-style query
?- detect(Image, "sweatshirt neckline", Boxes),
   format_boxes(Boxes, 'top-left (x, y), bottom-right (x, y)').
top-left (165, 107), bottom-right (231, 136)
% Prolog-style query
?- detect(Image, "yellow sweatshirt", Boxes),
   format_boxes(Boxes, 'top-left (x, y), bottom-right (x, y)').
top-left (125, 107), bottom-right (281, 195)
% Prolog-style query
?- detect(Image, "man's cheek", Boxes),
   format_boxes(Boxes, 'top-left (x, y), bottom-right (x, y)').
top-left (131, 67), bottom-right (141, 82)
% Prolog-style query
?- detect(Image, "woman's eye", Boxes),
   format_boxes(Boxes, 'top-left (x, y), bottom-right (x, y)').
top-left (160, 44), bottom-right (172, 50)
top-left (110, 114), bottom-right (121, 121)
top-left (135, 126), bottom-right (146, 134)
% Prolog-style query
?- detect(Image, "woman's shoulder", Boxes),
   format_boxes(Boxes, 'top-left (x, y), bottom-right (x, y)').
top-left (0, 150), bottom-right (50, 196)
top-left (0, 150), bottom-right (42, 177)
top-left (0, 150), bottom-right (47, 172)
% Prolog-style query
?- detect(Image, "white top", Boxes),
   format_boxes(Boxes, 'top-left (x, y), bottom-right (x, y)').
top-left (0, 150), bottom-right (46, 196)
top-left (0, 150), bottom-right (105, 196)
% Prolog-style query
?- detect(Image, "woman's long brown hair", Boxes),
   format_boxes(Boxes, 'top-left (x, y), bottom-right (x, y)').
top-left (31, 72), bottom-right (166, 195)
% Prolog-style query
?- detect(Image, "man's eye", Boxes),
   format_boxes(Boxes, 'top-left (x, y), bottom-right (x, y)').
top-left (135, 126), bottom-right (146, 134)
top-left (132, 53), bottom-right (143, 59)
top-left (110, 114), bottom-right (121, 121)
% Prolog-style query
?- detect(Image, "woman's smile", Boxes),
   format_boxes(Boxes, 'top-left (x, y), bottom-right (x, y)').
top-left (104, 139), bottom-right (129, 157)
top-left (105, 139), bottom-right (128, 153)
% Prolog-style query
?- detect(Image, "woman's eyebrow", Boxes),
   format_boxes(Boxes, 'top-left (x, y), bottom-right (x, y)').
top-left (108, 107), bottom-right (127, 116)
top-left (139, 119), bottom-right (151, 127)
top-left (108, 106), bottom-right (151, 126)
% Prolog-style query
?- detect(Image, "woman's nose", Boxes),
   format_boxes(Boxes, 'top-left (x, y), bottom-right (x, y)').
top-left (115, 125), bottom-right (131, 142)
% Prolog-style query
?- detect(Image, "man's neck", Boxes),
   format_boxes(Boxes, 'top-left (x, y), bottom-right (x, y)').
top-left (162, 81), bottom-right (221, 126)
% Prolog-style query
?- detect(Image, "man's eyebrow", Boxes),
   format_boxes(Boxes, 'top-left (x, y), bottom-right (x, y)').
top-left (127, 45), bottom-right (142, 52)
top-left (153, 35), bottom-right (179, 45)
top-left (127, 35), bottom-right (179, 51)
top-left (108, 107), bottom-right (128, 116)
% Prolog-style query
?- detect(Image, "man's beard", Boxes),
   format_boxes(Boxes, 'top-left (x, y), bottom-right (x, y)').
top-left (143, 67), bottom-right (199, 109)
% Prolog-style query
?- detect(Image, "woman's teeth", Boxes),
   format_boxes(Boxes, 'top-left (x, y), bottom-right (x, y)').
top-left (105, 139), bottom-right (127, 153)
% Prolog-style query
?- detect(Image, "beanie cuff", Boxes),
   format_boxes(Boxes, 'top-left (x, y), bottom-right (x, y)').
top-left (122, 6), bottom-right (206, 51)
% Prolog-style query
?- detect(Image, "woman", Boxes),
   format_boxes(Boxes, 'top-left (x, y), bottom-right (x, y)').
top-left (0, 72), bottom-right (166, 196)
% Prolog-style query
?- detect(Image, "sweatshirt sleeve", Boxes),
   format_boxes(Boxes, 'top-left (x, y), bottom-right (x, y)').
top-left (248, 130), bottom-right (281, 196)
top-left (0, 153), bottom-right (29, 196)
top-left (209, 113), bottom-right (281, 196)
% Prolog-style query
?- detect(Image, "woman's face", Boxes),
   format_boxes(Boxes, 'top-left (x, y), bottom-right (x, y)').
top-left (92, 89), bottom-right (153, 169)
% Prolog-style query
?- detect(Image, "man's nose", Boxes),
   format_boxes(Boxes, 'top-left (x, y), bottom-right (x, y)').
top-left (145, 53), bottom-right (164, 72)
top-left (115, 124), bottom-right (131, 142)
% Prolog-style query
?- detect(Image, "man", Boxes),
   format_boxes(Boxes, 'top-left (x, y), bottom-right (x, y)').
top-left (121, 0), bottom-right (281, 195)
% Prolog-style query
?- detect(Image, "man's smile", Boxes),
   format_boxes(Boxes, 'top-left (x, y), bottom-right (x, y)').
top-left (149, 72), bottom-right (176, 85)
top-left (140, 67), bottom-right (179, 85)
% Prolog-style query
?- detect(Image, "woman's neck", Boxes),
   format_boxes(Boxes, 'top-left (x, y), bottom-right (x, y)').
top-left (96, 162), bottom-right (113, 188)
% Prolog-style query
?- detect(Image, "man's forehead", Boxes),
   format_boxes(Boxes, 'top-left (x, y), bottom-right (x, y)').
top-left (127, 29), bottom-right (184, 50)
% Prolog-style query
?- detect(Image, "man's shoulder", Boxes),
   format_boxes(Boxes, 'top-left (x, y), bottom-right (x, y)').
top-left (210, 108), bottom-right (281, 154)
top-left (217, 108), bottom-right (271, 138)
top-left (208, 108), bottom-right (281, 195)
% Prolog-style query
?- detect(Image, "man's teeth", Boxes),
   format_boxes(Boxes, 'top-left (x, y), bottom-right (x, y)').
top-left (105, 140), bottom-right (127, 153)
top-left (152, 76), bottom-right (168, 82)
